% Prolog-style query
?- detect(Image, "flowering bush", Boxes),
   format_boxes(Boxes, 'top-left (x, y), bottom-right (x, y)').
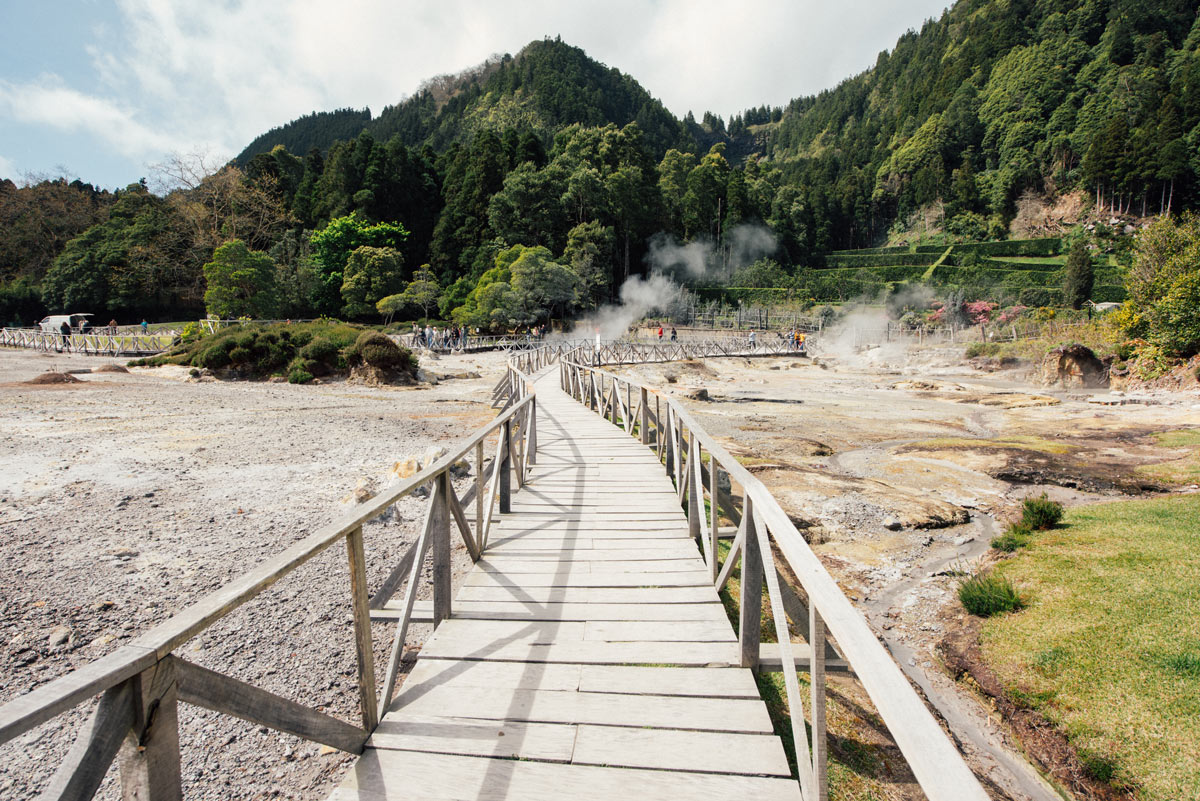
top-left (964, 301), bottom-right (997, 324)
top-left (998, 305), bottom-right (1028, 324)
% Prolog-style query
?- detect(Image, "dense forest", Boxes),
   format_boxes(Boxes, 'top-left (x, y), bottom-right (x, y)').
top-left (2, 0), bottom-right (1199, 327)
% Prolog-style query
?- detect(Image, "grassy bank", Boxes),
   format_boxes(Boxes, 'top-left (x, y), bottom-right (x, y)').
top-left (979, 494), bottom-right (1200, 798)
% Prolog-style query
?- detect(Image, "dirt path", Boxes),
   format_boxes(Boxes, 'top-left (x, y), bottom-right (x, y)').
top-left (615, 349), bottom-right (1200, 800)
top-left (0, 346), bottom-right (509, 800)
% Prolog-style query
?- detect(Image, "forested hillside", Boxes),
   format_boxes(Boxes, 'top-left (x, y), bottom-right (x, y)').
top-left (3, 1), bottom-right (1199, 328)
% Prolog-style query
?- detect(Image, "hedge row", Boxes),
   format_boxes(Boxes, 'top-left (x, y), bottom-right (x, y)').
top-left (826, 245), bottom-right (915, 257)
top-left (955, 237), bottom-right (1062, 257)
top-left (824, 252), bottom-right (937, 268)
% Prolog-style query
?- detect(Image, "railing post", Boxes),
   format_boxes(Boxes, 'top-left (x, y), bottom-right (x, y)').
top-left (528, 396), bottom-right (537, 465)
top-left (664, 407), bottom-right (675, 481)
top-left (739, 496), bottom-right (761, 670)
top-left (475, 441), bottom-right (484, 537)
top-left (709, 459), bottom-right (720, 583)
top-left (639, 387), bottom-right (649, 445)
top-left (432, 474), bottom-right (452, 626)
top-left (345, 525), bottom-right (379, 731)
top-left (687, 435), bottom-right (701, 543)
top-left (118, 658), bottom-right (182, 801)
top-left (499, 420), bottom-right (512, 514)
top-left (810, 605), bottom-right (829, 800)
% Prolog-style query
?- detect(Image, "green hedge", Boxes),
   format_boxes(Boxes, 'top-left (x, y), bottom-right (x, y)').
top-left (826, 245), bottom-right (914, 256)
top-left (956, 237), bottom-right (1062, 257)
top-left (818, 265), bottom-right (929, 282)
top-left (824, 252), bottom-right (936, 268)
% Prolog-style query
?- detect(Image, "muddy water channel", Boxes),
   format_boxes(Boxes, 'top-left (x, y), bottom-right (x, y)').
top-left (615, 347), bottom-right (1200, 800)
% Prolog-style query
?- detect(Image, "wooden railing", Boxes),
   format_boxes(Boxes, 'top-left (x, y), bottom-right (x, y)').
top-left (558, 357), bottom-right (988, 801)
top-left (562, 334), bottom-right (806, 367)
top-left (0, 364), bottom-right (541, 800)
top-left (0, 327), bottom-right (175, 356)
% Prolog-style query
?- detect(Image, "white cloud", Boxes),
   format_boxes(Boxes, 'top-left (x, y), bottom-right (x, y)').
top-left (0, 154), bottom-right (14, 181)
top-left (3, 0), bottom-right (952, 181)
top-left (0, 75), bottom-right (186, 158)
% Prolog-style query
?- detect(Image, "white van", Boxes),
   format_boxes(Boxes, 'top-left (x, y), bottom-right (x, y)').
top-left (38, 313), bottom-right (93, 332)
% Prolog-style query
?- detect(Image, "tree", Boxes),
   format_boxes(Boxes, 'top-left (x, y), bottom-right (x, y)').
top-left (310, 213), bottom-right (408, 315)
top-left (202, 240), bottom-right (280, 319)
top-left (510, 245), bottom-right (579, 324)
top-left (1062, 239), bottom-right (1095, 309)
top-left (340, 246), bottom-right (405, 318)
top-left (397, 264), bottom-right (441, 321)
top-left (563, 221), bottom-right (614, 309)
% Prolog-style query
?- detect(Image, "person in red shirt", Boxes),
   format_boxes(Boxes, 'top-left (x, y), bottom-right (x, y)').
top-left (657, 325), bottom-right (663, 341)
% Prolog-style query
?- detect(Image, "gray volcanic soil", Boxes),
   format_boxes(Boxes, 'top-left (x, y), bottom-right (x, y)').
top-left (0, 346), bottom-right (508, 800)
top-left (616, 348), bottom-right (1200, 800)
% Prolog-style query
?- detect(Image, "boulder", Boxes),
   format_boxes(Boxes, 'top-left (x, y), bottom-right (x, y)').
top-left (685, 387), bottom-right (710, 401)
top-left (391, 458), bottom-right (421, 480)
top-left (421, 446), bottom-right (449, 469)
top-left (1040, 345), bottom-right (1109, 388)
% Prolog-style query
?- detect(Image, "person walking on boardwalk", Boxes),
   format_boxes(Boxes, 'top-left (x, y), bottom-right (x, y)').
top-left (657, 325), bottom-right (664, 341)
top-left (108, 318), bottom-right (118, 335)
top-left (748, 329), bottom-right (756, 349)
top-left (59, 320), bottom-right (71, 352)
top-left (670, 326), bottom-right (677, 342)
top-left (140, 319), bottom-right (149, 335)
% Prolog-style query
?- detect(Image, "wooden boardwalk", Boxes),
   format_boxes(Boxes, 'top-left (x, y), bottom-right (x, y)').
top-left (332, 371), bottom-right (801, 800)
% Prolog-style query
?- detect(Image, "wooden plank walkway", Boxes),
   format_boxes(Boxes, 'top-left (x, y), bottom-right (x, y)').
top-left (331, 372), bottom-right (801, 800)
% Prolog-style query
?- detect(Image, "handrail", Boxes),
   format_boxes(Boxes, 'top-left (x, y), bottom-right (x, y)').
top-left (0, 363), bottom-right (541, 799)
top-left (0, 327), bottom-right (174, 356)
top-left (557, 357), bottom-right (988, 801)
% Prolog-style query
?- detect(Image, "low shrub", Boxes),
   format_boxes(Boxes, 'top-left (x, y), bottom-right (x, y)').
top-left (991, 522), bottom-right (1033, 552)
top-left (1022, 494), bottom-right (1063, 530)
top-left (966, 342), bottom-right (1002, 358)
top-left (300, 336), bottom-right (339, 364)
top-left (352, 330), bottom-right (416, 372)
top-left (288, 367), bottom-right (314, 384)
top-left (959, 571), bottom-right (1024, 617)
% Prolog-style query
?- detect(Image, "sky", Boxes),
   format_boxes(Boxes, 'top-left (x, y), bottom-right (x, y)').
top-left (0, 0), bottom-right (950, 190)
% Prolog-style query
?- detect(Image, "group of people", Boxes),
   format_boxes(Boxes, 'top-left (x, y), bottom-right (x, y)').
top-left (653, 325), bottom-right (678, 342)
top-left (412, 323), bottom-right (472, 350)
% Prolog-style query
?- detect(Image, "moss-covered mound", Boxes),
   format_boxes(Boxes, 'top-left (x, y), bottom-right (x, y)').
top-left (131, 321), bottom-right (417, 384)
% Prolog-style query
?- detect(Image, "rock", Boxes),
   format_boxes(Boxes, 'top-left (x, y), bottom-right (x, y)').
top-left (90, 633), bottom-right (117, 648)
top-left (340, 477), bottom-right (378, 506)
top-left (48, 625), bottom-right (71, 646)
top-left (953, 535), bottom-right (974, 546)
top-left (1041, 344), bottom-right (1109, 389)
top-left (449, 459), bottom-right (471, 479)
top-left (91, 600), bottom-right (115, 612)
top-left (416, 369), bottom-right (439, 385)
top-left (391, 458), bottom-right (421, 480)
top-left (319, 745), bottom-right (338, 756)
top-left (685, 387), bottom-right (710, 401)
top-left (883, 518), bottom-right (903, 531)
top-left (267, 376), bottom-right (286, 383)
top-left (421, 446), bottom-right (448, 469)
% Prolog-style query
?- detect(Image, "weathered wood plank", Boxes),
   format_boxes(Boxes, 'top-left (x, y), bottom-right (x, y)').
top-left (37, 680), bottom-right (133, 801)
top-left (331, 749), bottom-right (802, 801)
top-left (387, 600), bottom-right (728, 623)
top-left (453, 585), bottom-right (720, 605)
top-left (174, 657), bottom-right (365, 754)
top-left (572, 724), bottom-right (791, 776)
top-left (583, 620), bottom-right (736, 643)
top-left (369, 715), bottom-right (577, 762)
top-left (462, 570), bottom-right (713, 588)
top-left (577, 665), bottom-right (761, 699)
top-left (392, 686), bottom-right (774, 734)
top-left (417, 639), bottom-right (739, 667)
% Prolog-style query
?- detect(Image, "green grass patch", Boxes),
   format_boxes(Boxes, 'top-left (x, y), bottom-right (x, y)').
top-left (1136, 429), bottom-right (1200, 486)
top-left (980, 495), bottom-right (1200, 799)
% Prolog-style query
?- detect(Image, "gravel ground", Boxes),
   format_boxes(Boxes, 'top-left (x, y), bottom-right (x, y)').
top-left (0, 346), bottom-right (508, 800)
